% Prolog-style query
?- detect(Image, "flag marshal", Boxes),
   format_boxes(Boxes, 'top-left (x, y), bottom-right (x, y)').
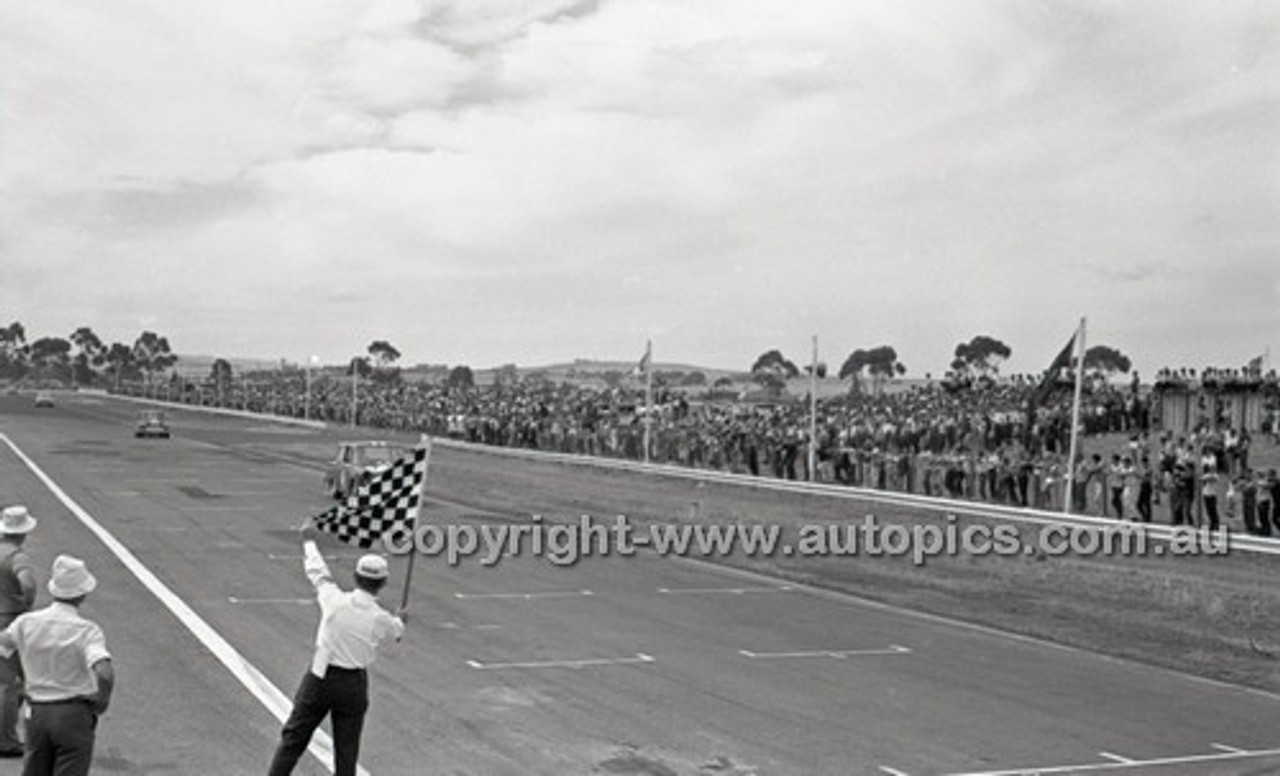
top-left (312, 442), bottom-right (431, 549)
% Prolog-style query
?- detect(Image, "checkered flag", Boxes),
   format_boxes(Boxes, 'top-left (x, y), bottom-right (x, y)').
top-left (313, 442), bottom-right (430, 548)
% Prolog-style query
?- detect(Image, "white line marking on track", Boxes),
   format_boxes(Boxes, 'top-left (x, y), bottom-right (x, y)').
top-left (178, 506), bottom-right (265, 512)
top-left (739, 645), bottom-right (911, 660)
top-left (1098, 752), bottom-right (1134, 764)
top-left (658, 585), bottom-right (793, 595)
top-left (879, 767), bottom-right (912, 776)
top-left (227, 597), bottom-right (312, 605)
top-left (267, 553), bottom-right (356, 561)
top-left (0, 433), bottom-right (368, 776)
top-left (466, 653), bottom-right (655, 670)
top-left (942, 745), bottom-right (1280, 774)
top-left (1211, 742), bottom-right (1247, 753)
top-left (454, 590), bottom-right (594, 600)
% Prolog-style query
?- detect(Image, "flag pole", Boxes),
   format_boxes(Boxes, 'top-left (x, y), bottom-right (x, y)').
top-left (350, 360), bottom-right (358, 429)
top-left (399, 437), bottom-right (432, 612)
top-left (808, 334), bottom-right (818, 482)
top-left (1064, 317), bottom-right (1087, 514)
top-left (643, 340), bottom-right (653, 465)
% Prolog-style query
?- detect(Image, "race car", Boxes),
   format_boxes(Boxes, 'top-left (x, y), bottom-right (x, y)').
top-left (135, 409), bottom-right (171, 438)
top-left (323, 440), bottom-right (410, 499)
top-left (34, 392), bottom-right (55, 408)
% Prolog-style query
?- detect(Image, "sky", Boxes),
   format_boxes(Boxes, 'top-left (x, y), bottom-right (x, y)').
top-left (1, 0), bottom-right (1277, 377)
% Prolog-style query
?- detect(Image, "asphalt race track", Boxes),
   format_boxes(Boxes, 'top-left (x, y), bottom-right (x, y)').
top-left (2, 393), bottom-right (1279, 776)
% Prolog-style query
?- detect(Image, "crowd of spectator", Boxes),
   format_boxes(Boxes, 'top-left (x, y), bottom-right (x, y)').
top-left (118, 366), bottom-right (1280, 532)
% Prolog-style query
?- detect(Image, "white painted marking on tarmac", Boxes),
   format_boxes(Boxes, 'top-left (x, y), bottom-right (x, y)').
top-left (466, 653), bottom-right (655, 670)
top-left (454, 590), bottom-right (594, 600)
top-left (434, 622), bottom-right (503, 631)
top-left (103, 491), bottom-right (144, 496)
top-left (1211, 742), bottom-right (1247, 753)
top-left (0, 434), bottom-right (369, 776)
top-left (267, 553), bottom-right (355, 561)
top-left (738, 645), bottom-right (911, 660)
top-left (942, 744), bottom-right (1280, 774)
top-left (178, 505), bottom-right (265, 512)
top-left (227, 597), bottom-right (313, 605)
top-left (658, 585), bottom-right (793, 595)
top-left (128, 477), bottom-right (201, 482)
top-left (1097, 752), bottom-right (1134, 764)
top-left (879, 767), bottom-right (912, 776)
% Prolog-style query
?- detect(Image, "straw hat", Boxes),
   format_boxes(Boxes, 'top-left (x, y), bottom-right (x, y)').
top-left (0, 505), bottom-right (37, 535)
top-left (48, 555), bottom-right (97, 599)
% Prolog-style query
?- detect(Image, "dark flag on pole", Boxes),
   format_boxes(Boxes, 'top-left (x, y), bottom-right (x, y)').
top-left (1031, 332), bottom-right (1078, 406)
top-left (312, 444), bottom-right (429, 548)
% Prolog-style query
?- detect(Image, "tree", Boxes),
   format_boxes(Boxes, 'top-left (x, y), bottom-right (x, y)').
top-left (104, 343), bottom-right (135, 390)
top-left (493, 363), bottom-right (520, 388)
top-left (209, 358), bottom-right (234, 399)
top-left (445, 365), bottom-right (475, 389)
top-left (840, 346), bottom-right (905, 395)
top-left (750, 349), bottom-right (800, 378)
top-left (28, 337), bottom-right (72, 381)
top-left (953, 335), bottom-right (1012, 378)
top-left (366, 340), bottom-right (401, 384)
top-left (132, 331), bottom-right (178, 386)
top-left (0, 321), bottom-right (28, 378)
top-left (347, 356), bottom-right (372, 379)
top-left (367, 341), bottom-right (400, 368)
top-left (1083, 345), bottom-right (1132, 376)
top-left (681, 371), bottom-right (707, 387)
top-left (69, 326), bottom-right (105, 386)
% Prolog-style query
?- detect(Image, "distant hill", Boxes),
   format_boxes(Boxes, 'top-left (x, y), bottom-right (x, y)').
top-left (173, 354), bottom-right (290, 377)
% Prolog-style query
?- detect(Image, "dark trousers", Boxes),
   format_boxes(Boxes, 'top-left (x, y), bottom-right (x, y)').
top-left (0, 612), bottom-right (22, 753)
top-left (1137, 482), bottom-right (1153, 523)
top-left (24, 700), bottom-right (96, 776)
top-left (269, 668), bottom-right (368, 776)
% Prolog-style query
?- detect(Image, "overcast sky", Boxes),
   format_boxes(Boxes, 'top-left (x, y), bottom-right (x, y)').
top-left (1, 0), bottom-right (1276, 376)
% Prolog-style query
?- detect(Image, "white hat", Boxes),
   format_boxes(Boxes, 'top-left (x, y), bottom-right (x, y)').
top-left (48, 555), bottom-right (97, 599)
top-left (355, 554), bottom-right (389, 580)
top-left (0, 505), bottom-right (37, 535)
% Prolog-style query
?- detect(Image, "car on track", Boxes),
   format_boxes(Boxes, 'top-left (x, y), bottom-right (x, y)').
top-left (324, 440), bottom-right (410, 499)
top-left (134, 409), bottom-right (171, 438)
top-left (33, 392), bottom-right (54, 408)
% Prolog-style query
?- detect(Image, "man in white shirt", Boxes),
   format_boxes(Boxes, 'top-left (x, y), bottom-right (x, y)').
top-left (268, 525), bottom-right (406, 776)
top-left (0, 555), bottom-right (113, 776)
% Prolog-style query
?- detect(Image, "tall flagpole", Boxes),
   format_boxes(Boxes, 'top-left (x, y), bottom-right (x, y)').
top-left (400, 437), bottom-right (432, 612)
top-left (808, 335), bottom-right (818, 482)
top-left (1064, 317), bottom-right (1087, 514)
top-left (643, 340), bottom-right (653, 465)
top-left (350, 361), bottom-right (358, 429)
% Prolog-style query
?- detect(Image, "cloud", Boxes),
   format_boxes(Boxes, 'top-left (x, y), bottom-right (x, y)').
top-left (0, 0), bottom-right (1276, 372)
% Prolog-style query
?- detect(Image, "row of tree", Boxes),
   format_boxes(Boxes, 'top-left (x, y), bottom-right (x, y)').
top-left (748, 335), bottom-right (1133, 396)
top-left (0, 322), bottom-right (177, 388)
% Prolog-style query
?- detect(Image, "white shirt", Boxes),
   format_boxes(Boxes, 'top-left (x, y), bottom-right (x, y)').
top-left (0, 602), bottom-right (110, 702)
top-left (303, 541), bottom-right (404, 678)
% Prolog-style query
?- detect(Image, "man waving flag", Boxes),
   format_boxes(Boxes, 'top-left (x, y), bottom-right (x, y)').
top-left (313, 442), bottom-right (431, 549)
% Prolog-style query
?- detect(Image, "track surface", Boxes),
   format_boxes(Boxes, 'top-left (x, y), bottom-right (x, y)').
top-left (1, 394), bottom-right (1278, 776)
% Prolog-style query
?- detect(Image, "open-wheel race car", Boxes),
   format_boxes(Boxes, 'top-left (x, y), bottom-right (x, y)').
top-left (134, 409), bottom-right (171, 438)
top-left (323, 440), bottom-right (410, 499)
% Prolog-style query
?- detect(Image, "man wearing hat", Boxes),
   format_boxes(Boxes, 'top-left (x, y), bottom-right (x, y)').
top-left (267, 524), bottom-right (405, 776)
top-left (0, 505), bottom-right (39, 757)
top-left (0, 554), bottom-right (113, 776)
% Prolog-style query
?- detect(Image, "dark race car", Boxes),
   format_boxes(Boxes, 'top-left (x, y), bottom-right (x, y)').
top-left (135, 409), bottom-right (171, 438)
